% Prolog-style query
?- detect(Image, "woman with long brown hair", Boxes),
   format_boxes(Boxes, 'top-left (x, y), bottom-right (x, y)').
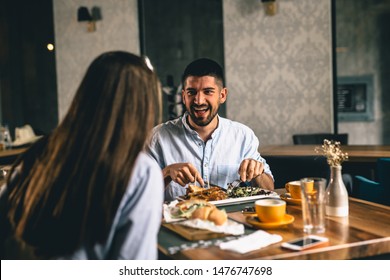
top-left (0, 51), bottom-right (163, 259)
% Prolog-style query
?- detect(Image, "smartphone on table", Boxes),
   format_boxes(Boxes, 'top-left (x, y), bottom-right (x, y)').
top-left (281, 235), bottom-right (329, 251)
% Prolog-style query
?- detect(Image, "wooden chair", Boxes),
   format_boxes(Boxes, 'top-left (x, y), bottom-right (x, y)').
top-left (292, 133), bottom-right (349, 145)
top-left (354, 158), bottom-right (390, 205)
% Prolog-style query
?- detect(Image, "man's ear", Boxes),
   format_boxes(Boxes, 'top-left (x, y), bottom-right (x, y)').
top-left (220, 88), bottom-right (228, 104)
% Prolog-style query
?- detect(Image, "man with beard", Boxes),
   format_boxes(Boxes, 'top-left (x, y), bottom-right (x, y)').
top-left (146, 58), bottom-right (274, 201)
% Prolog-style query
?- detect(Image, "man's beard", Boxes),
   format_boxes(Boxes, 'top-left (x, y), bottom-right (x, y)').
top-left (188, 104), bottom-right (219, 127)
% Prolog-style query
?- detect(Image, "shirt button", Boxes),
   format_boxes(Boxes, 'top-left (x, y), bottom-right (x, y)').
top-left (204, 163), bottom-right (208, 167)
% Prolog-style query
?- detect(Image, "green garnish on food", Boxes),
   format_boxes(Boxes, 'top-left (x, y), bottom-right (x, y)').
top-left (226, 182), bottom-right (272, 198)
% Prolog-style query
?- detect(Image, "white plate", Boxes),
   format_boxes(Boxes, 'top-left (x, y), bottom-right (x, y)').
top-left (209, 192), bottom-right (279, 206)
top-left (177, 191), bottom-right (280, 206)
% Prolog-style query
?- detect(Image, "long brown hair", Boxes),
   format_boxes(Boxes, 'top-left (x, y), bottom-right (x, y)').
top-left (5, 51), bottom-right (161, 257)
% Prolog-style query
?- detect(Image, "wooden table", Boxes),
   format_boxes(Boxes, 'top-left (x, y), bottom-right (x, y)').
top-left (260, 145), bottom-right (390, 163)
top-left (0, 147), bottom-right (26, 165)
top-left (159, 191), bottom-right (390, 260)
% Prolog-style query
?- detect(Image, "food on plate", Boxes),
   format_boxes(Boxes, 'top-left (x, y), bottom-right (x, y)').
top-left (180, 181), bottom-right (274, 204)
top-left (185, 185), bottom-right (228, 201)
top-left (207, 208), bottom-right (228, 225)
top-left (227, 183), bottom-right (273, 198)
top-left (187, 184), bottom-right (204, 193)
top-left (174, 199), bottom-right (213, 218)
top-left (191, 204), bottom-right (214, 220)
top-left (172, 199), bottom-right (228, 225)
top-left (191, 205), bottom-right (227, 225)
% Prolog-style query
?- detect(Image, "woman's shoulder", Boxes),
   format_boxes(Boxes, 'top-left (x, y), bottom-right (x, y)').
top-left (122, 152), bottom-right (163, 206)
top-left (132, 152), bottom-right (163, 184)
top-left (136, 152), bottom-right (160, 168)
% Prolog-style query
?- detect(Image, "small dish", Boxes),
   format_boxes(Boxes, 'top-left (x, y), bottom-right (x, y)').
top-left (280, 193), bottom-right (302, 205)
top-left (246, 214), bottom-right (294, 229)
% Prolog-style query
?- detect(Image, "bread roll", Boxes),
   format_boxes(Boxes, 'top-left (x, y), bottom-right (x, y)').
top-left (190, 205), bottom-right (227, 225)
top-left (208, 208), bottom-right (227, 225)
top-left (175, 199), bottom-right (211, 218)
top-left (191, 205), bottom-right (214, 220)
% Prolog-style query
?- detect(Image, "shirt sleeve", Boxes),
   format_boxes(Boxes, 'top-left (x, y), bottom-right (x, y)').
top-left (106, 153), bottom-right (164, 259)
top-left (243, 128), bottom-right (274, 180)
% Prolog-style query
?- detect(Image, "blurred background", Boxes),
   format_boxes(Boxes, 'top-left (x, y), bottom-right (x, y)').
top-left (1, 0), bottom-right (390, 145)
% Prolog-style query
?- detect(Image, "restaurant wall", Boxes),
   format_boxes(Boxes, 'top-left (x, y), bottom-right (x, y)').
top-left (223, 0), bottom-right (333, 146)
top-left (53, 0), bottom-right (140, 120)
top-left (336, 0), bottom-right (390, 145)
top-left (53, 0), bottom-right (333, 146)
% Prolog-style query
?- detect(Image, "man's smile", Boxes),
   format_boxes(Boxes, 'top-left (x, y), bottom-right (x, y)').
top-left (192, 106), bottom-right (209, 118)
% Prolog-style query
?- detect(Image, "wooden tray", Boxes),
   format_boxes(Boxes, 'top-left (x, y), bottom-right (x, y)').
top-left (162, 223), bottom-right (230, 241)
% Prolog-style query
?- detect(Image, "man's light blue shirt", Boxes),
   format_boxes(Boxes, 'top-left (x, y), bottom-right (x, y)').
top-left (147, 112), bottom-right (273, 201)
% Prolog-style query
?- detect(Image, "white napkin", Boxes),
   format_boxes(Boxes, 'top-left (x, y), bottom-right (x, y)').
top-left (219, 230), bottom-right (282, 254)
top-left (12, 124), bottom-right (42, 146)
top-left (163, 200), bottom-right (186, 223)
top-left (178, 218), bottom-right (245, 235)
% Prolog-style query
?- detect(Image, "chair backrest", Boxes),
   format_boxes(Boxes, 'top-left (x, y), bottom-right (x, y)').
top-left (377, 158), bottom-right (390, 205)
top-left (354, 175), bottom-right (384, 204)
top-left (354, 157), bottom-right (390, 206)
top-left (292, 133), bottom-right (348, 145)
top-left (264, 156), bottom-right (330, 188)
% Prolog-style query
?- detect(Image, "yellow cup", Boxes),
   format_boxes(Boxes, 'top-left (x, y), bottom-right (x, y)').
top-left (285, 181), bottom-right (302, 199)
top-left (255, 199), bottom-right (286, 223)
top-left (286, 180), bottom-right (313, 199)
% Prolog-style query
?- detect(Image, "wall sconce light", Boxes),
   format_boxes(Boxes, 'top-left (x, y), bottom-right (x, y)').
top-left (262, 0), bottom-right (278, 16)
top-left (77, 6), bottom-right (102, 32)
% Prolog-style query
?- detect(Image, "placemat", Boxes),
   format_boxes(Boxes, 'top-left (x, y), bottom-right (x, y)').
top-left (158, 223), bottom-right (256, 256)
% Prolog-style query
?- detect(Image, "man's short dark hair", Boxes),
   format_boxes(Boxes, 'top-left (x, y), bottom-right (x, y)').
top-left (181, 58), bottom-right (225, 88)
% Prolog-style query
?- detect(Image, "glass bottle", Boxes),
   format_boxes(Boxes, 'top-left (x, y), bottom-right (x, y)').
top-left (0, 125), bottom-right (12, 150)
top-left (325, 165), bottom-right (349, 217)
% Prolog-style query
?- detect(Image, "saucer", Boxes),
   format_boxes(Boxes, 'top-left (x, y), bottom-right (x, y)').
top-left (246, 214), bottom-right (294, 229)
top-left (242, 212), bottom-right (257, 217)
top-left (280, 193), bottom-right (302, 205)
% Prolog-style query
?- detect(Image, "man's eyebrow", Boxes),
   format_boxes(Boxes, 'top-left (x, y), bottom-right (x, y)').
top-left (184, 86), bottom-right (216, 91)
